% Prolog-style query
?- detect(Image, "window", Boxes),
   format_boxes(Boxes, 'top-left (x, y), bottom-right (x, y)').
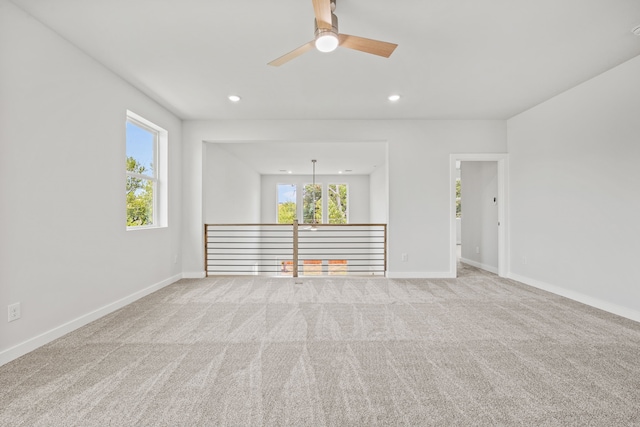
top-left (328, 184), bottom-right (348, 224)
top-left (456, 178), bottom-right (462, 218)
top-left (277, 184), bottom-right (297, 224)
top-left (277, 182), bottom-right (347, 224)
top-left (126, 111), bottom-right (167, 229)
top-left (303, 183), bottom-right (322, 224)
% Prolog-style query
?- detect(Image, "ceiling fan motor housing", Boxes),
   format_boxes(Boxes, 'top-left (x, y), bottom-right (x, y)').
top-left (314, 12), bottom-right (339, 39)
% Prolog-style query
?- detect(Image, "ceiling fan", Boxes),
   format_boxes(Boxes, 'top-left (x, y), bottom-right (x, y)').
top-left (268, 0), bottom-right (398, 66)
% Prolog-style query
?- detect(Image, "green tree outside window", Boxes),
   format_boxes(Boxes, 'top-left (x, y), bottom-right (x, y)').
top-left (328, 184), bottom-right (347, 224)
top-left (126, 157), bottom-right (154, 226)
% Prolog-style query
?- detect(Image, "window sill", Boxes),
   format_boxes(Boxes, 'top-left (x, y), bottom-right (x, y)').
top-left (126, 225), bottom-right (167, 231)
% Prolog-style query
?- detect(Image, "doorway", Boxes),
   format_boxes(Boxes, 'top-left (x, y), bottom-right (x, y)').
top-left (449, 154), bottom-right (508, 278)
top-left (458, 161), bottom-right (498, 273)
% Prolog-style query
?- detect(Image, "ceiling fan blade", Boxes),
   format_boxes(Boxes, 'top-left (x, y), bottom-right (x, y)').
top-left (338, 34), bottom-right (398, 58)
top-left (312, 0), bottom-right (332, 30)
top-left (268, 41), bottom-right (315, 67)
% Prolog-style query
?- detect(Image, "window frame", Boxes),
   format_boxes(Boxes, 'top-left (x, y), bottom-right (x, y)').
top-left (126, 111), bottom-right (168, 230)
top-left (276, 183), bottom-right (298, 224)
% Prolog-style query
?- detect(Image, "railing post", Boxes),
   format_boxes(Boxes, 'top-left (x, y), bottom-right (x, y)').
top-left (293, 220), bottom-right (299, 277)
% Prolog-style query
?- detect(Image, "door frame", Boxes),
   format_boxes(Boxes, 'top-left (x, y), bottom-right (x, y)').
top-left (449, 153), bottom-right (508, 277)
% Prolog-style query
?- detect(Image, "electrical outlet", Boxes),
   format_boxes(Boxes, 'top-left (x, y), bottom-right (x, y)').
top-left (475, 246), bottom-right (480, 254)
top-left (173, 254), bottom-right (178, 264)
top-left (8, 303), bottom-right (21, 322)
top-left (401, 253), bottom-right (408, 262)
top-left (522, 256), bottom-right (527, 265)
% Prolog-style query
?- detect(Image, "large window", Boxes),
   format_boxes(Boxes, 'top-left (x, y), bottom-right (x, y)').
top-left (276, 182), bottom-right (348, 224)
top-left (303, 183), bottom-right (322, 224)
top-left (126, 111), bottom-right (167, 229)
top-left (328, 183), bottom-right (348, 224)
top-left (277, 184), bottom-right (297, 223)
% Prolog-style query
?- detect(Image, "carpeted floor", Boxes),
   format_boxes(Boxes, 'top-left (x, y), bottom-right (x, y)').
top-left (1, 264), bottom-right (640, 426)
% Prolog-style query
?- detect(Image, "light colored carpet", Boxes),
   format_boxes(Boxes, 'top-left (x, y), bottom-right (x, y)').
top-left (1, 265), bottom-right (640, 426)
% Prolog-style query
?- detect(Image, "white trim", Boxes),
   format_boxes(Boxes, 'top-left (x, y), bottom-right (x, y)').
top-left (508, 273), bottom-right (640, 324)
top-left (460, 258), bottom-right (499, 274)
top-left (387, 271), bottom-right (455, 279)
top-left (182, 271), bottom-right (207, 279)
top-left (127, 171), bottom-right (155, 181)
top-left (0, 274), bottom-right (181, 367)
top-left (449, 153), bottom-right (508, 278)
top-left (125, 224), bottom-right (167, 231)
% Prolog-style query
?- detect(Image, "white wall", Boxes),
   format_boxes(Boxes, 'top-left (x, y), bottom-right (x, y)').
top-left (369, 163), bottom-right (388, 223)
top-left (183, 120), bottom-right (507, 278)
top-left (0, 0), bottom-right (183, 365)
top-left (460, 162), bottom-right (498, 273)
top-left (204, 144), bottom-right (261, 223)
top-left (261, 174), bottom-right (370, 223)
top-left (508, 54), bottom-right (640, 321)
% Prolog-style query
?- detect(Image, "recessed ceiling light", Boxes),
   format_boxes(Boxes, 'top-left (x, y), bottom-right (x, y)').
top-left (388, 94), bottom-right (401, 102)
top-left (287, 170), bottom-right (292, 174)
top-left (338, 171), bottom-right (343, 174)
top-left (633, 25), bottom-right (640, 36)
top-left (228, 95), bottom-right (241, 102)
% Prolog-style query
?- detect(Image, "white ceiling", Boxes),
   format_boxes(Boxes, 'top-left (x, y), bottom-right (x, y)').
top-left (213, 141), bottom-right (387, 176)
top-left (10, 0), bottom-right (640, 122)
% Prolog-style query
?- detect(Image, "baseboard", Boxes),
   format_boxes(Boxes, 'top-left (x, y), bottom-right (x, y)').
top-left (508, 273), bottom-right (640, 324)
top-left (0, 274), bottom-right (182, 367)
top-left (182, 271), bottom-right (206, 279)
top-left (387, 271), bottom-right (455, 279)
top-left (460, 258), bottom-right (499, 274)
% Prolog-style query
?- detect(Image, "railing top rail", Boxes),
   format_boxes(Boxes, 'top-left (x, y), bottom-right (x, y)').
top-left (205, 223), bottom-right (294, 227)
top-left (206, 223), bottom-right (387, 227)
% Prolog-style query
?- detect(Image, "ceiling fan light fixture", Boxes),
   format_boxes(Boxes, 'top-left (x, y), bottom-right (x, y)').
top-left (388, 94), bottom-right (401, 102)
top-left (228, 95), bottom-right (241, 102)
top-left (268, 0), bottom-right (396, 66)
top-left (315, 31), bottom-right (339, 52)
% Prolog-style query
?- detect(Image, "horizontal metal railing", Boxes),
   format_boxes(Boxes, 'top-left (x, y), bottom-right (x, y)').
top-left (205, 222), bottom-right (386, 277)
